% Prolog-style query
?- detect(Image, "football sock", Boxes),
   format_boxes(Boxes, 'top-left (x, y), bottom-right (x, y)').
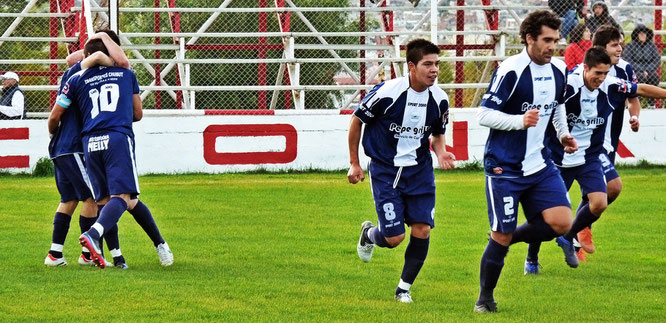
top-left (104, 224), bottom-right (121, 257)
top-left (88, 197), bottom-right (127, 241)
top-left (129, 200), bottom-right (165, 247)
top-left (49, 212), bottom-right (71, 258)
top-left (395, 286), bottom-right (409, 296)
top-left (478, 239), bottom-right (508, 305)
top-left (564, 204), bottom-right (600, 241)
top-left (367, 226), bottom-right (392, 248)
top-left (399, 236), bottom-right (429, 287)
top-left (79, 215), bottom-right (97, 258)
top-left (526, 242), bottom-right (541, 262)
top-left (510, 217), bottom-right (557, 244)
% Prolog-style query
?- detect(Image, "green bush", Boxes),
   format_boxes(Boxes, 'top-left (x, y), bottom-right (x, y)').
top-left (32, 157), bottom-right (54, 177)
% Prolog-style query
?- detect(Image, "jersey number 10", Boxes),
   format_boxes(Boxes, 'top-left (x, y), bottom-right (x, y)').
top-left (89, 84), bottom-right (120, 119)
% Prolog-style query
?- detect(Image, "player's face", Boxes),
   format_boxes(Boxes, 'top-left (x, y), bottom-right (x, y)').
top-left (605, 39), bottom-right (623, 65)
top-left (584, 63), bottom-right (611, 90)
top-left (527, 26), bottom-right (559, 65)
top-left (408, 53), bottom-right (439, 92)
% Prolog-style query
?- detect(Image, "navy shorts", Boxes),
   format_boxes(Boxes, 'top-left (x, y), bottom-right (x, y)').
top-left (485, 163), bottom-right (570, 233)
top-left (83, 131), bottom-right (140, 201)
top-left (53, 153), bottom-right (93, 202)
top-left (368, 160), bottom-right (436, 238)
top-left (559, 160), bottom-right (607, 196)
top-left (599, 153), bottom-right (620, 182)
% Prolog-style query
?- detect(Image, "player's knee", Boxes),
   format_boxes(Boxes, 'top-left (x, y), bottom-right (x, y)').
top-left (385, 234), bottom-right (405, 247)
top-left (607, 179), bottom-right (622, 201)
top-left (410, 224), bottom-right (431, 239)
top-left (57, 200), bottom-right (78, 215)
top-left (589, 200), bottom-right (607, 216)
top-left (551, 220), bottom-right (572, 235)
top-left (126, 198), bottom-right (139, 211)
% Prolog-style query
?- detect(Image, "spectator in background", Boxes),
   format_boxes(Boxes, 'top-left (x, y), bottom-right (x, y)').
top-left (0, 72), bottom-right (26, 120)
top-left (565, 24), bottom-right (592, 70)
top-left (623, 24), bottom-right (661, 107)
top-left (586, 1), bottom-right (622, 35)
top-left (548, 0), bottom-right (583, 41)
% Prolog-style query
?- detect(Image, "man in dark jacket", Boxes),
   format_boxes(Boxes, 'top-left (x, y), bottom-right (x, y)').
top-left (586, 1), bottom-right (622, 34)
top-left (623, 25), bottom-right (660, 86)
top-left (548, 0), bottom-right (584, 40)
top-left (0, 71), bottom-right (26, 119)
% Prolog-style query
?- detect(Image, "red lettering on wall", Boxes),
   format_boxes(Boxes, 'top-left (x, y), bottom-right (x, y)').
top-left (0, 128), bottom-right (29, 168)
top-left (203, 124), bottom-right (297, 165)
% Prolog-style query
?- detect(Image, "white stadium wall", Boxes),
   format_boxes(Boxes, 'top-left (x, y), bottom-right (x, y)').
top-left (1, 108), bottom-right (665, 174)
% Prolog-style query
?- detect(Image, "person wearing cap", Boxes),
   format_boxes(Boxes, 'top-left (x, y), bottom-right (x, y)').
top-left (0, 71), bottom-right (26, 120)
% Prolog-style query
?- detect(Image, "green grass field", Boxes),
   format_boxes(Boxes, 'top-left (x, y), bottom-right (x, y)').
top-left (1, 169), bottom-right (665, 321)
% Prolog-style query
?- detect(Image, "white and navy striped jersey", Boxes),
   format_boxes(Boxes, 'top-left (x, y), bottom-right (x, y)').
top-left (550, 65), bottom-right (637, 167)
top-left (480, 49), bottom-right (568, 177)
top-left (353, 76), bottom-right (449, 167)
top-left (603, 58), bottom-right (638, 155)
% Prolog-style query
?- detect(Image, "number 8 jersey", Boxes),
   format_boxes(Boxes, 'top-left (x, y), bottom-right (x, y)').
top-left (57, 65), bottom-right (140, 137)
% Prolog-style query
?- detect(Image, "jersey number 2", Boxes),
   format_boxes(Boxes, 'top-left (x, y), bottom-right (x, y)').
top-left (89, 84), bottom-right (120, 119)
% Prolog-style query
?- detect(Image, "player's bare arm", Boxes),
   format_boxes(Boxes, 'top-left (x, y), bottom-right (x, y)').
top-left (47, 104), bottom-right (66, 135)
top-left (89, 32), bottom-right (130, 69)
top-left (523, 109), bottom-right (539, 128)
top-left (431, 134), bottom-right (455, 170)
top-left (80, 51), bottom-right (114, 69)
top-left (133, 94), bottom-right (143, 122)
top-left (627, 97), bottom-right (640, 132)
top-left (65, 49), bottom-right (84, 67)
top-left (347, 116), bottom-right (364, 184)
top-left (636, 83), bottom-right (666, 99)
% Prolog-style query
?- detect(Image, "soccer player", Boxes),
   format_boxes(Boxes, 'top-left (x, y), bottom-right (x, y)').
top-left (473, 10), bottom-right (578, 313)
top-left (349, 39), bottom-right (455, 303)
top-left (45, 30), bottom-right (130, 268)
top-left (48, 38), bottom-right (173, 269)
top-left (525, 47), bottom-right (639, 270)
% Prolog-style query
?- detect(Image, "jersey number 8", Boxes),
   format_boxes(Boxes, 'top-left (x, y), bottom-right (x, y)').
top-left (89, 84), bottom-right (120, 119)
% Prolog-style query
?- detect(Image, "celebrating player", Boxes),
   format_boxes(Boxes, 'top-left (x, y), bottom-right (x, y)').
top-left (48, 38), bottom-right (173, 269)
top-left (473, 10), bottom-right (578, 313)
top-left (348, 39), bottom-right (455, 303)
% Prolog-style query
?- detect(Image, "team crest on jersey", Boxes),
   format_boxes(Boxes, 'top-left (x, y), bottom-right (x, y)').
top-left (61, 83), bottom-right (69, 95)
top-left (493, 167), bottom-right (503, 175)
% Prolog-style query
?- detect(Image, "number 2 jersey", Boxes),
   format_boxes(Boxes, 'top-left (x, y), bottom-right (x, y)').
top-left (57, 65), bottom-right (140, 137)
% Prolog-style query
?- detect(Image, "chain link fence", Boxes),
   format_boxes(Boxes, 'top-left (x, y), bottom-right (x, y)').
top-left (1, 0), bottom-right (665, 115)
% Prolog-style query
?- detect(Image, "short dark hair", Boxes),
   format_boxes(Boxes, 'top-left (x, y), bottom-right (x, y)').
top-left (592, 25), bottom-right (622, 47)
top-left (584, 46), bottom-right (611, 68)
top-left (406, 39), bottom-right (440, 65)
top-left (520, 10), bottom-right (561, 45)
top-left (569, 24), bottom-right (588, 44)
top-left (84, 38), bottom-right (109, 57)
top-left (95, 29), bottom-right (121, 46)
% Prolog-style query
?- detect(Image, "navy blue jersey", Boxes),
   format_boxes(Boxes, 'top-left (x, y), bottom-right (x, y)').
top-left (354, 76), bottom-right (449, 167)
top-left (49, 62), bottom-right (84, 158)
top-left (550, 68), bottom-right (637, 167)
top-left (480, 49), bottom-right (568, 176)
top-left (604, 58), bottom-right (638, 155)
top-left (57, 66), bottom-right (139, 137)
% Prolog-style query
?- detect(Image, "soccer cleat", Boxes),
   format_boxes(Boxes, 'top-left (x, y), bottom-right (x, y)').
top-left (356, 221), bottom-right (375, 263)
top-left (395, 291), bottom-right (413, 303)
top-left (556, 236), bottom-right (579, 268)
top-left (79, 255), bottom-right (112, 267)
top-left (155, 242), bottom-right (174, 266)
top-left (576, 249), bottom-right (588, 262)
top-left (577, 227), bottom-right (595, 254)
top-left (78, 233), bottom-right (106, 269)
top-left (474, 301), bottom-right (498, 313)
top-left (44, 254), bottom-right (67, 266)
top-left (524, 259), bottom-right (540, 275)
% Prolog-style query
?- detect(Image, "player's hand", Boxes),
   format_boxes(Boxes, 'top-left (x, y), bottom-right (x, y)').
top-left (438, 152), bottom-right (456, 170)
top-left (347, 163), bottom-right (365, 184)
top-left (523, 109), bottom-right (539, 128)
top-left (560, 134), bottom-right (578, 154)
top-left (629, 115), bottom-right (640, 132)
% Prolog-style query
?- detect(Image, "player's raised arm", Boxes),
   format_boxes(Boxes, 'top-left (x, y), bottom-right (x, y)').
top-left (636, 83), bottom-right (666, 99)
top-left (80, 51), bottom-right (114, 69)
top-left (65, 50), bottom-right (84, 67)
top-left (431, 134), bottom-right (455, 170)
top-left (89, 32), bottom-right (130, 69)
top-left (347, 116), bottom-right (365, 184)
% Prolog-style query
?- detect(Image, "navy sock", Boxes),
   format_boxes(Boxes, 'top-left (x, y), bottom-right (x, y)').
top-left (576, 200), bottom-right (592, 231)
top-left (526, 242), bottom-right (541, 262)
top-left (88, 197), bottom-right (127, 241)
top-left (399, 236), bottom-right (429, 287)
top-left (564, 204), bottom-right (600, 241)
top-left (49, 212), bottom-right (71, 258)
top-left (104, 224), bottom-right (121, 253)
top-left (478, 239), bottom-right (509, 305)
top-left (510, 217), bottom-right (557, 244)
top-left (367, 226), bottom-right (392, 248)
top-left (129, 200), bottom-right (165, 247)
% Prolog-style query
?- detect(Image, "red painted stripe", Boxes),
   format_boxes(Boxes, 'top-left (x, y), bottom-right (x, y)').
top-left (203, 124), bottom-right (297, 165)
top-left (0, 128), bottom-right (29, 140)
top-left (0, 156), bottom-right (29, 168)
top-left (204, 110), bottom-right (275, 116)
top-left (616, 140), bottom-right (635, 158)
top-left (339, 110), bottom-right (354, 115)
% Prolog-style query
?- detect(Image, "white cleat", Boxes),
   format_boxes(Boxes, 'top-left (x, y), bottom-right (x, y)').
top-left (78, 254), bottom-right (112, 267)
top-left (156, 242), bottom-right (174, 266)
top-left (357, 221), bottom-right (375, 262)
top-left (44, 254), bottom-right (67, 266)
top-left (395, 291), bottom-right (413, 303)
